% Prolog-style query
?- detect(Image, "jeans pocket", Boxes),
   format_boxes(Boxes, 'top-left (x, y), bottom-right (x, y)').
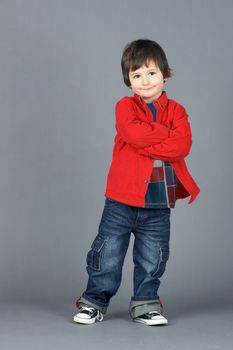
top-left (150, 246), bottom-right (170, 278)
top-left (86, 234), bottom-right (107, 271)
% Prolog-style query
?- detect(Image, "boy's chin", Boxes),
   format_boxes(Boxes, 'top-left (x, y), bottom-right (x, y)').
top-left (140, 92), bottom-right (163, 102)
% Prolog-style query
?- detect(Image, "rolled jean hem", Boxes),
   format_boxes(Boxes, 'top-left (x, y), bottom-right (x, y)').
top-left (79, 294), bottom-right (108, 314)
top-left (131, 295), bottom-right (160, 301)
top-left (129, 299), bottom-right (162, 319)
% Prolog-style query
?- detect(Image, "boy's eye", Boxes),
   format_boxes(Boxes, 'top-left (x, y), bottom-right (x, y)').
top-left (133, 72), bottom-right (156, 78)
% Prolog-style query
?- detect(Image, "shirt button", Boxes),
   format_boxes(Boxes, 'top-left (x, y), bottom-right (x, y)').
top-left (144, 179), bottom-right (148, 183)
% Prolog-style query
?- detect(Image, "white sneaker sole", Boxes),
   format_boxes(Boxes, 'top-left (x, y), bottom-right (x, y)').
top-left (73, 315), bottom-right (97, 325)
top-left (133, 317), bottom-right (168, 326)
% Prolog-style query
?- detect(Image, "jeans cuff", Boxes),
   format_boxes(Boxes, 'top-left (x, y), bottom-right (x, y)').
top-left (129, 299), bottom-right (161, 319)
top-left (79, 295), bottom-right (108, 314)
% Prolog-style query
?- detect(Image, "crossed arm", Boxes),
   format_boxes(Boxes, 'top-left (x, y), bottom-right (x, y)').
top-left (115, 97), bottom-right (170, 148)
top-left (115, 97), bottom-right (192, 162)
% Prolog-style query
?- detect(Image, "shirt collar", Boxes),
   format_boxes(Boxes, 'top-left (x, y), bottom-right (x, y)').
top-left (133, 90), bottom-right (168, 110)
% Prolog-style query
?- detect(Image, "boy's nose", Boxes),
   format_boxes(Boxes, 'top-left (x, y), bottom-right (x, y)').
top-left (142, 76), bottom-right (150, 85)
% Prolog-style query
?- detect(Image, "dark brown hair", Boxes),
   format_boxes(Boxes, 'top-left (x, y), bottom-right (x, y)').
top-left (121, 38), bottom-right (174, 88)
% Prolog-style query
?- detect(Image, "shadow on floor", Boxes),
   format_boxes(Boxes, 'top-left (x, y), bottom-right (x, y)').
top-left (10, 298), bottom-right (232, 324)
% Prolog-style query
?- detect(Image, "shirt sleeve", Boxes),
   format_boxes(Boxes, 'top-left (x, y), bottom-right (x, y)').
top-left (137, 104), bottom-right (192, 161)
top-left (115, 97), bottom-right (170, 149)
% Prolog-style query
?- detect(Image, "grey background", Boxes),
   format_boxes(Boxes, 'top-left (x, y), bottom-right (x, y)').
top-left (0, 0), bottom-right (232, 349)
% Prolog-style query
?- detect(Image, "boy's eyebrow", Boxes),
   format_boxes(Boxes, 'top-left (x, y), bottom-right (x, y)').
top-left (130, 68), bottom-right (157, 74)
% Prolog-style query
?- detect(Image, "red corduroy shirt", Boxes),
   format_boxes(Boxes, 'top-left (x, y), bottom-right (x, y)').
top-left (104, 90), bottom-right (200, 207)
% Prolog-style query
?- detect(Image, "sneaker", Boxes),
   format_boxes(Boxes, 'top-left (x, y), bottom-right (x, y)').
top-left (133, 311), bottom-right (168, 326)
top-left (73, 305), bottom-right (104, 325)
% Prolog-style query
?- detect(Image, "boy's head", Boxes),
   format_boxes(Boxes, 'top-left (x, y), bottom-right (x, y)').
top-left (121, 38), bottom-right (173, 103)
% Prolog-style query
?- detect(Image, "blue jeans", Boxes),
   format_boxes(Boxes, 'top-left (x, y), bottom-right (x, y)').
top-left (79, 197), bottom-right (171, 319)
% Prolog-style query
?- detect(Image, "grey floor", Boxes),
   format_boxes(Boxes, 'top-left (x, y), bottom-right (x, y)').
top-left (0, 300), bottom-right (232, 350)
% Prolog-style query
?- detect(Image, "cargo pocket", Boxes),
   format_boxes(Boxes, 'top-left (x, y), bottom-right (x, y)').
top-left (150, 246), bottom-right (170, 278)
top-left (86, 234), bottom-right (107, 271)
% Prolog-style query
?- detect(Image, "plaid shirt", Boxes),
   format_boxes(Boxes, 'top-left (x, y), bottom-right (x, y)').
top-left (144, 102), bottom-right (178, 208)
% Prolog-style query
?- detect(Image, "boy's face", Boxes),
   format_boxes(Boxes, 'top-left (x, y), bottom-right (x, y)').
top-left (128, 60), bottom-right (167, 103)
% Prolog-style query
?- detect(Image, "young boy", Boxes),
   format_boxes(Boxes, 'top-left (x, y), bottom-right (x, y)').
top-left (73, 39), bottom-right (200, 326)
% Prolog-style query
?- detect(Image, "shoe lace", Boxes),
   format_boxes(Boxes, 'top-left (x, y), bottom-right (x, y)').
top-left (97, 310), bottom-right (104, 321)
top-left (80, 306), bottom-right (104, 321)
top-left (148, 311), bottom-right (161, 316)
